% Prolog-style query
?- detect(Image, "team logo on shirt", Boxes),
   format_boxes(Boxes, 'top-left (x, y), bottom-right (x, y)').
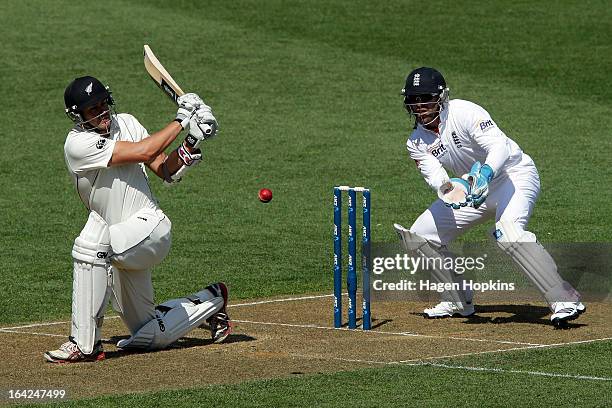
top-left (451, 131), bottom-right (462, 148)
top-left (479, 119), bottom-right (495, 132)
top-left (96, 138), bottom-right (107, 149)
top-left (428, 141), bottom-right (447, 158)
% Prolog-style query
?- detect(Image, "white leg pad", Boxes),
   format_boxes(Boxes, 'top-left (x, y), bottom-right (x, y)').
top-left (394, 223), bottom-right (471, 306)
top-left (71, 211), bottom-right (113, 354)
top-left (116, 287), bottom-right (223, 350)
top-left (494, 219), bottom-right (580, 306)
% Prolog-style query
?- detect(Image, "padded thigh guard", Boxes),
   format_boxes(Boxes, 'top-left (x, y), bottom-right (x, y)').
top-left (116, 286), bottom-right (223, 350)
top-left (394, 223), bottom-right (471, 306)
top-left (71, 211), bottom-right (113, 354)
top-left (494, 219), bottom-right (580, 306)
top-left (110, 208), bottom-right (171, 272)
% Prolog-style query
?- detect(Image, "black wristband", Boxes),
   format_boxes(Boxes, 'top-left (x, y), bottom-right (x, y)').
top-left (174, 118), bottom-right (184, 129)
top-left (161, 157), bottom-right (174, 183)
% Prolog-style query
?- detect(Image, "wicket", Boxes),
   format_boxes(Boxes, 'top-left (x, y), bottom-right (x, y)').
top-left (333, 186), bottom-right (371, 330)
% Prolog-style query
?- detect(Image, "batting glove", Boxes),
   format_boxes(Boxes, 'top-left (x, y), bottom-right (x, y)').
top-left (185, 106), bottom-right (218, 148)
top-left (177, 142), bottom-right (203, 167)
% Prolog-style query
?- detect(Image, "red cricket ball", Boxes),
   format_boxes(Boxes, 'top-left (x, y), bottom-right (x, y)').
top-left (258, 188), bottom-right (273, 203)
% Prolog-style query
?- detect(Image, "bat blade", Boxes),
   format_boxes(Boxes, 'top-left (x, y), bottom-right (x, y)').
top-left (143, 44), bottom-right (184, 104)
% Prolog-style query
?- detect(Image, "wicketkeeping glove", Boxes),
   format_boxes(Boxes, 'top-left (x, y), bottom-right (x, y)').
top-left (465, 161), bottom-right (494, 209)
top-left (438, 178), bottom-right (471, 209)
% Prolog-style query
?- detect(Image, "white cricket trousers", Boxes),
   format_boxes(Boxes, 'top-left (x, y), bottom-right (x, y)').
top-left (411, 165), bottom-right (541, 245)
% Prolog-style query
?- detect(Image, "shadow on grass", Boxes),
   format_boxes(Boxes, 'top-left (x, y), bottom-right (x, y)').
top-left (468, 304), bottom-right (587, 329)
top-left (102, 333), bottom-right (256, 360)
top-left (409, 304), bottom-right (587, 329)
top-left (338, 317), bottom-right (393, 330)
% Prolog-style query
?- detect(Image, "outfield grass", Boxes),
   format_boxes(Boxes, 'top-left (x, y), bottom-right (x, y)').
top-left (1, 1), bottom-right (611, 406)
top-left (20, 342), bottom-right (612, 408)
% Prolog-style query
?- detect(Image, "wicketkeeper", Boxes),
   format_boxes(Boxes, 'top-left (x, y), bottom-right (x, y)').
top-left (45, 76), bottom-right (231, 363)
top-left (394, 67), bottom-right (585, 328)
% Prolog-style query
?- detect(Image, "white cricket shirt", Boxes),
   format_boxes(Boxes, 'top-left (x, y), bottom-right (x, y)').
top-left (406, 99), bottom-right (535, 192)
top-left (64, 113), bottom-right (158, 225)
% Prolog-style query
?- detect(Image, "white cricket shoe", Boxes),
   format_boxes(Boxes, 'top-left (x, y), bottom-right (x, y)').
top-left (550, 302), bottom-right (583, 328)
top-left (44, 339), bottom-right (105, 363)
top-left (423, 301), bottom-right (475, 318)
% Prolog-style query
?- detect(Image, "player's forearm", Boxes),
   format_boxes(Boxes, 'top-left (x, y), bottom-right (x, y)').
top-left (158, 149), bottom-right (183, 176)
top-left (483, 139), bottom-right (510, 176)
top-left (474, 129), bottom-right (511, 176)
top-left (140, 121), bottom-right (183, 161)
top-left (110, 121), bottom-right (183, 166)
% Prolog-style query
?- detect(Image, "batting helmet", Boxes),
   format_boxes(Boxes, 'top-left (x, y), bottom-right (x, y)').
top-left (64, 76), bottom-right (114, 123)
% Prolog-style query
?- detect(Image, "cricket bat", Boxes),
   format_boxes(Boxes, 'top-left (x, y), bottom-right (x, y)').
top-left (143, 44), bottom-right (214, 144)
top-left (143, 44), bottom-right (185, 104)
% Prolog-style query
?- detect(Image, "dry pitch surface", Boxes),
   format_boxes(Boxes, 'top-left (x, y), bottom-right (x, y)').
top-left (1, 295), bottom-right (610, 400)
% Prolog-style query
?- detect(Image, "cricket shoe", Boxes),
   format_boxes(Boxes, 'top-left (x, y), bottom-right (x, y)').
top-left (423, 301), bottom-right (475, 318)
top-left (550, 302), bottom-right (583, 328)
top-left (205, 282), bottom-right (233, 343)
top-left (44, 339), bottom-right (105, 363)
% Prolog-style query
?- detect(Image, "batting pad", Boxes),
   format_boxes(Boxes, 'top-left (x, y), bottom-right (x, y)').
top-left (71, 211), bottom-right (113, 354)
top-left (494, 219), bottom-right (580, 307)
top-left (116, 287), bottom-right (223, 350)
top-left (394, 223), bottom-right (472, 306)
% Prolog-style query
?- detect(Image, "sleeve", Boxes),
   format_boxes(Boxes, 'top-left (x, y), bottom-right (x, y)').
top-left (118, 113), bottom-right (150, 142)
top-left (464, 104), bottom-right (511, 175)
top-left (64, 131), bottom-right (116, 173)
top-left (406, 138), bottom-right (450, 192)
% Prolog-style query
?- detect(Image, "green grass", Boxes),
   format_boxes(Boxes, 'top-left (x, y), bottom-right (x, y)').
top-left (0, 0), bottom-right (611, 406)
top-left (20, 342), bottom-right (612, 408)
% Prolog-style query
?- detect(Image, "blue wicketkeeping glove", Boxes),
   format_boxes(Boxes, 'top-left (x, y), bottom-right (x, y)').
top-left (466, 162), bottom-right (494, 209)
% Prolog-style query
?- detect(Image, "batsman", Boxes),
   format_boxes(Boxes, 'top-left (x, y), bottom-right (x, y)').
top-left (45, 76), bottom-right (231, 363)
top-left (394, 67), bottom-right (585, 328)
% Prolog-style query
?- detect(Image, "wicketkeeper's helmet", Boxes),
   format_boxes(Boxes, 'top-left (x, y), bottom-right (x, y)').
top-left (401, 67), bottom-right (449, 126)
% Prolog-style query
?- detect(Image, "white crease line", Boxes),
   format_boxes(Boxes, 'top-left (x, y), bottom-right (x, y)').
top-left (0, 329), bottom-right (67, 338)
top-left (397, 337), bottom-right (612, 363)
top-left (229, 294), bottom-right (335, 308)
top-left (291, 354), bottom-right (612, 382)
top-left (422, 363), bottom-right (612, 381)
top-left (0, 293), bottom-right (335, 331)
top-left (233, 319), bottom-right (542, 346)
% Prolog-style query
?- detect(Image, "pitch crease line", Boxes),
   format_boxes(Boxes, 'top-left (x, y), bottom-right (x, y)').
top-left (0, 329), bottom-right (67, 338)
top-left (291, 353), bottom-right (611, 382)
top-left (397, 337), bottom-right (612, 363)
top-left (0, 293), bottom-right (336, 331)
top-left (232, 319), bottom-right (542, 346)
